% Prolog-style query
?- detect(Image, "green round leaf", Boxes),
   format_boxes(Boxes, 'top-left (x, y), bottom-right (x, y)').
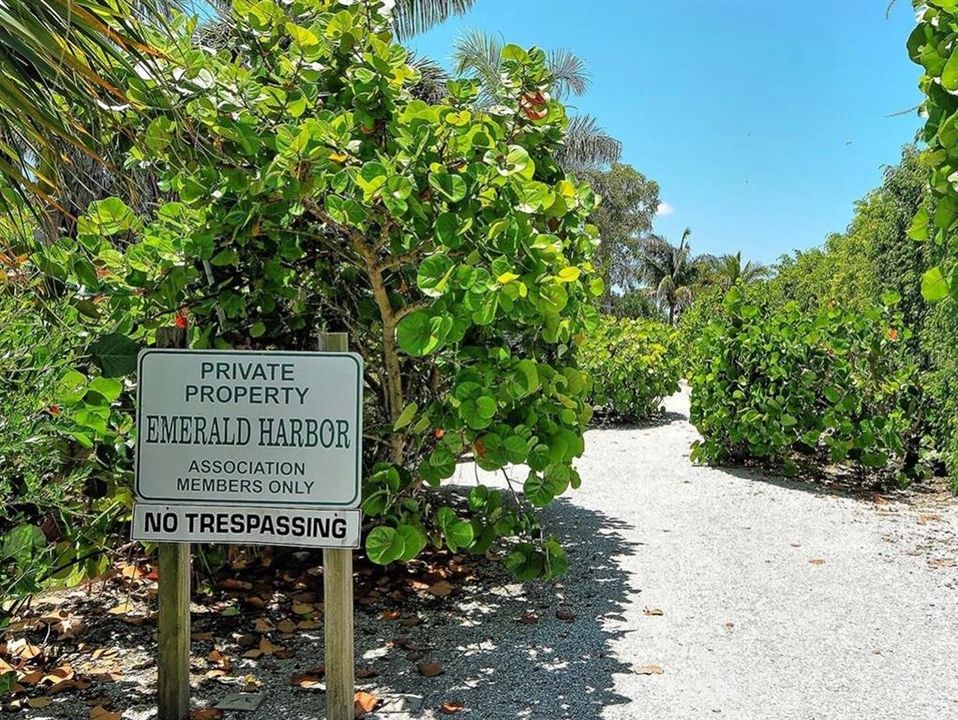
top-left (365, 526), bottom-right (403, 565)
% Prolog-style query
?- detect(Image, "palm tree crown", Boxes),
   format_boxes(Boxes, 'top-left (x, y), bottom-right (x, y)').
top-left (638, 228), bottom-right (702, 325)
top-left (452, 29), bottom-right (621, 171)
top-left (706, 251), bottom-right (770, 289)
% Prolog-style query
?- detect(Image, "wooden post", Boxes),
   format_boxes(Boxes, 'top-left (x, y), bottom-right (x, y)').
top-left (155, 327), bottom-right (191, 720)
top-left (318, 331), bottom-right (355, 720)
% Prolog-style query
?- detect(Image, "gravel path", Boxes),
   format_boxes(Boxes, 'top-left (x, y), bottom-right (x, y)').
top-left (21, 388), bottom-right (958, 719)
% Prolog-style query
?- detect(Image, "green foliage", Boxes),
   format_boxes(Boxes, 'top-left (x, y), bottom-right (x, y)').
top-left (577, 163), bottom-right (660, 310)
top-left (35, 1), bottom-right (603, 581)
top-left (577, 316), bottom-right (680, 420)
top-left (768, 146), bottom-right (928, 335)
top-left (907, 6), bottom-right (958, 302)
top-left (0, 282), bottom-right (129, 603)
top-left (920, 298), bottom-right (958, 490)
top-left (676, 284), bottom-right (725, 376)
top-left (608, 288), bottom-right (662, 320)
top-left (688, 286), bottom-right (920, 479)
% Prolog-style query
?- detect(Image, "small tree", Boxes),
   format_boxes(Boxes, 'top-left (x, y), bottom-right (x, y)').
top-left (38, 1), bottom-right (604, 578)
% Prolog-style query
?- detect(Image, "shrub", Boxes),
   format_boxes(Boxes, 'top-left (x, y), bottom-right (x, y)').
top-left (676, 284), bottom-right (724, 377)
top-left (688, 286), bottom-right (920, 478)
top-left (921, 298), bottom-right (958, 490)
top-left (0, 279), bottom-right (124, 602)
top-left (577, 316), bottom-right (679, 420)
top-left (34, 2), bottom-right (603, 581)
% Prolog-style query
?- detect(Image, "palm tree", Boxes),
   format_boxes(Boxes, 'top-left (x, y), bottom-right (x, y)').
top-left (704, 252), bottom-right (770, 289)
top-left (638, 228), bottom-right (702, 325)
top-left (0, 0), bottom-right (175, 209)
top-left (452, 29), bottom-right (621, 171)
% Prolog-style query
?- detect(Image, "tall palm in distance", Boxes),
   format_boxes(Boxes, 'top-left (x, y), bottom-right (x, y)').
top-left (638, 228), bottom-right (704, 326)
top-left (451, 29), bottom-right (621, 171)
top-left (704, 251), bottom-right (770, 289)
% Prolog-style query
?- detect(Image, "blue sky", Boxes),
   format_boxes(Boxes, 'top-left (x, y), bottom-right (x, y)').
top-left (408, 0), bottom-right (923, 265)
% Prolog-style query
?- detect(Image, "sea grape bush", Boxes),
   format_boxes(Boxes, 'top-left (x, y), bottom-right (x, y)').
top-left (576, 316), bottom-right (679, 420)
top-left (35, 0), bottom-right (603, 579)
top-left (688, 286), bottom-right (920, 478)
top-left (0, 288), bottom-right (118, 600)
top-left (908, 1), bottom-right (958, 302)
top-left (920, 298), bottom-right (958, 490)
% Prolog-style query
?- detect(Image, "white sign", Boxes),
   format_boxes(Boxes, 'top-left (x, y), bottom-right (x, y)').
top-left (135, 350), bottom-right (363, 508)
top-left (132, 503), bottom-right (361, 548)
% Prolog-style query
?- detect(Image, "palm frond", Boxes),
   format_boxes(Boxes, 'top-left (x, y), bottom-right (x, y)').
top-left (0, 0), bottom-right (173, 209)
top-left (557, 114), bottom-right (622, 171)
top-left (547, 49), bottom-right (589, 98)
top-left (393, 0), bottom-right (476, 41)
top-left (408, 53), bottom-right (451, 103)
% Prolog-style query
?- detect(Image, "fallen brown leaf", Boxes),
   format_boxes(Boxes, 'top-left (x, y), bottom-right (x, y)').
top-left (634, 664), bottom-right (664, 675)
top-left (290, 671), bottom-right (324, 689)
top-left (27, 697), bottom-right (53, 709)
top-left (107, 601), bottom-right (134, 615)
top-left (292, 602), bottom-right (315, 616)
top-left (381, 609), bottom-right (401, 621)
top-left (555, 610), bottom-right (577, 622)
top-left (354, 690), bottom-right (380, 717)
top-left (18, 670), bottom-right (44, 685)
top-left (90, 706), bottom-right (122, 720)
top-left (643, 608), bottom-right (664, 616)
top-left (516, 612), bottom-right (539, 625)
top-left (440, 700), bottom-right (465, 714)
top-left (276, 619), bottom-right (297, 634)
top-left (219, 578), bottom-right (252, 591)
top-left (191, 709), bottom-right (223, 720)
top-left (355, 666), bottom-right (379, 679)
top-left (809, 559), bottom-right (826, 566)
top-left (207, 649), bottom-right (232, 672)
top-left (427, 580), bottom-right (453, 597)
top-left (8, 639), bottom-right (43, 660)
top-left (417, 662), bottom-right (443, 678)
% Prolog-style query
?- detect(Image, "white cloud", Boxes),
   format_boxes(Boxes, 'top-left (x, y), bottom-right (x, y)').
top-left (656, 201), bottom-right (674, 217)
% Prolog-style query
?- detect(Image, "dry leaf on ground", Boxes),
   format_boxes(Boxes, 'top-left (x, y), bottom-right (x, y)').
top-left (90, 707), bottom-right (122, 720)
top-left (417, 662), bottom-right (443, 677)
top-left (427, 580), bottom-right (453, 597)
top-left (635, 664), bottom-right (664, 675)
top-left (191, 709), bottom-right (224, 720)
top-left (440, 700), bottom-right (465, 714)
top-left (354, 690), bottom-right (380, 717)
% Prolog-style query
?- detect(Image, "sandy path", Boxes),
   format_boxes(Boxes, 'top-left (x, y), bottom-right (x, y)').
top-left (22, 389), bottom-right (958, 720)
top-left (573, 388), bottom-right (958, 720)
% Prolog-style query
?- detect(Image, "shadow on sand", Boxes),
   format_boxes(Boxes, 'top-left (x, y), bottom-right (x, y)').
top-left (348, 494), bottom-right (643, 719)
top-left (13, 495), bottom-right (642, 720)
